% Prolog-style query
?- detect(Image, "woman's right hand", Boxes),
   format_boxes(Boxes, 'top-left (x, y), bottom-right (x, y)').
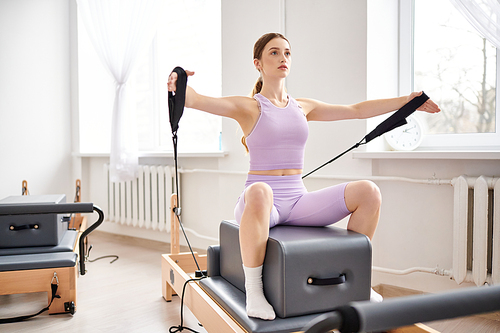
top-left (168, 69), bottom-right (195, 92)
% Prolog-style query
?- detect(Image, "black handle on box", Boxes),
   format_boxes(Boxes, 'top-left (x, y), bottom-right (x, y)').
top-left (9, 224), bottom-right (40, 231)
top-left (307, 273), bottom-right (346, 286)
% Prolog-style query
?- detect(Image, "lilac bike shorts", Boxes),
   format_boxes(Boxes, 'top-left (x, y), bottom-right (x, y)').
top-left (234, 174), bottom-right (352, 228)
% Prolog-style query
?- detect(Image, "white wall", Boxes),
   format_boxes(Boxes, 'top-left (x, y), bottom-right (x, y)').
top-left (1, 0), bottom-right (499, 294)
top-left (0, 0), bottom-right (74, 201)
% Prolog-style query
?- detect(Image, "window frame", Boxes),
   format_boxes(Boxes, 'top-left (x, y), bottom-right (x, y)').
top-left (399, 0), bottom-right (500, 150)
top-left (76, 0), bottom-right (223, 155)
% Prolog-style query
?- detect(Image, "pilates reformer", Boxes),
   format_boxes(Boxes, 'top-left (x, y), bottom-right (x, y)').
top-left (162, 219), bottom-right (500, 333)
top-left (0, 192), bottom-right (104, 323)
top-left (161, 67), bottom-right (500, 332)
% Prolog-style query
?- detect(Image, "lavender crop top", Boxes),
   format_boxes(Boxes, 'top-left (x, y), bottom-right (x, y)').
top-left (245, 93), bottom-right (309, 171)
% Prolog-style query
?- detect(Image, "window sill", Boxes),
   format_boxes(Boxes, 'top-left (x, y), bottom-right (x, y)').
top-left (73, 151), bottom-right (228, 158)
top-left (353, 150), bottom-right (500, 160)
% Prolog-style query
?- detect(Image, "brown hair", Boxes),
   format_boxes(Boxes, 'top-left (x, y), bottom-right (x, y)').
top-left (243, 33), bottom-right (290, 153)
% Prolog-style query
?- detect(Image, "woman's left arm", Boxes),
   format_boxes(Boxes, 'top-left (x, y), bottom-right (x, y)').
top-left (298, 92), bottom-right (440, 122)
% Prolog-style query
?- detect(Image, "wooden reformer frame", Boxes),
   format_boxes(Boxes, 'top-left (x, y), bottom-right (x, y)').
top-left (161, 194), bottom-right (439, 333)
top-left (0, 180), bottom-right (92, 316)
top-left (0, 215), bottom-right (87, 315)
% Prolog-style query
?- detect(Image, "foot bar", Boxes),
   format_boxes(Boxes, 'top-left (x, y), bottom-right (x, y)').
top-left (303, 284), bottom-right (500, 333)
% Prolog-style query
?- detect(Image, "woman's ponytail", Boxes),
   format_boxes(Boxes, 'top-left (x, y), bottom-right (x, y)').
top-left (251, 76), bottom-right (263, 97)
top-left (241, 136), bottom-right (249, 154)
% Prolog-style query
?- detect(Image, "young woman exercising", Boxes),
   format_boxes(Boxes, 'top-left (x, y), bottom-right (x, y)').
top-left (168, 33), bottom-right (440, 321)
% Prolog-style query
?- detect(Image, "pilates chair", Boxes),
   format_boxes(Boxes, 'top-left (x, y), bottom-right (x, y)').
top-left (0, 195), bottom-right (103, 319)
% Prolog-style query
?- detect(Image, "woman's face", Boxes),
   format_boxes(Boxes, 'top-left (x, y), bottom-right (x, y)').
top-left (255, 37), bottom-right (291, 79)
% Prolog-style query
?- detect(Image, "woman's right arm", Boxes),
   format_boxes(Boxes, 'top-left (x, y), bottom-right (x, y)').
top-left (168, 71), bottom-right (257, 134)
top-left (186, 86), bottom-right (252, 119)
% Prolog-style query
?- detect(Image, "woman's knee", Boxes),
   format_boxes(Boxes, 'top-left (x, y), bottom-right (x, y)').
top-left (244, 182), bottom-right (273, 212)
top-left (363, 180), bottom-right (382, 206)
top-left (345, 180), bottom-right (381, 212)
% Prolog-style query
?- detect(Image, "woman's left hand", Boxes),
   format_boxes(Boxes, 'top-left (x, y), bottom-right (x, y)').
top-left (168, 69), bottom-right (195, 92)
top-left (408, 91), bottom-right (441, 114)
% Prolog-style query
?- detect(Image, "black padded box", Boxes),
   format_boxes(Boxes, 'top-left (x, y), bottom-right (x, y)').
top-left (0, 194), bottom-right (69, 248)
top-left (0, 230), bottom-right (78, 256)
top-left (216, 220), bottom-right (372, 318)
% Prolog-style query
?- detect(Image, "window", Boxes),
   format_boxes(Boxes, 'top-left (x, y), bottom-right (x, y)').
top-left (78, 0), bottom-right (222, 154)
top-left (400, 0), bottom-right (499, 149)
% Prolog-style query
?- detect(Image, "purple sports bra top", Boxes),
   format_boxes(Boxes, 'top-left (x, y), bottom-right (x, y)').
top-left (245, 93), bottom-right (309, 171)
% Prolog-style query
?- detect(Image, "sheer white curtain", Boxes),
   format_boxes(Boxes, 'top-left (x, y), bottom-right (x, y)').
top-left (449, 0), bottom-right (500, 49)
top-left (77, 0), bottom-right (165, 182)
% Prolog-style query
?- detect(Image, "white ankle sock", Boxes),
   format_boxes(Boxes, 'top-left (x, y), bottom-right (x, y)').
top-left (242, 265), bottom-right (276, 320)
top-left (370, 288), bottom-right (383, 302)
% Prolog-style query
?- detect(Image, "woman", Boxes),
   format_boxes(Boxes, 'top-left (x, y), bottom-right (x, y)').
top-left (168, 33), bottom-right (440, 321)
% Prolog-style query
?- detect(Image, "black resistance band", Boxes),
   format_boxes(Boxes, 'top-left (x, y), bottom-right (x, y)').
top-left (168, 66), bottom-right (203, 272)
top-left (168, 66), bottom-right (207, 333)
top-left (302, 92), bottom-right (429, 179)
top-left (169, 67), bottom-right (187, 210)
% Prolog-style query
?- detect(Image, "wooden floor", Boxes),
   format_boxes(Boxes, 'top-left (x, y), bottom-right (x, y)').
top-left (1, 231), bottom-right (499, 333)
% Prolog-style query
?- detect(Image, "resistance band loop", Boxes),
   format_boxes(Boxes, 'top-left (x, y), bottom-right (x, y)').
top-left (363, 92), bottom-right (429, 144)
top-left (302, 92), bottom-right (429, 179)
top-left (169, 67), bottom-right (188, 135)
top-left (168, 66), bottom-right (207, 333)
top-left (168, 67), bottom-right (203, 273)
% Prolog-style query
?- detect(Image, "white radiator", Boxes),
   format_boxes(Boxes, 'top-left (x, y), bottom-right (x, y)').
top-left (105, 164), bottom-right (177, 233)
top-left (452, 175), bottom-right (500, 286)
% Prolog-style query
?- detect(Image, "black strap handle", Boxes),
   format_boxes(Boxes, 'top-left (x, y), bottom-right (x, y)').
top-left (307, 273), bottom-right (346, 286)
top-left (363, 92), bottom-right (429, 144)
top-left (9, 224), bottom-right (39, 231)
top-left (168, 66), bottom-right (188, 135)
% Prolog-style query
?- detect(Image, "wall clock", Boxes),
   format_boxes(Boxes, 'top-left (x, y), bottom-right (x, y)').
top-left (384, 115), bottom-right (423, 151)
